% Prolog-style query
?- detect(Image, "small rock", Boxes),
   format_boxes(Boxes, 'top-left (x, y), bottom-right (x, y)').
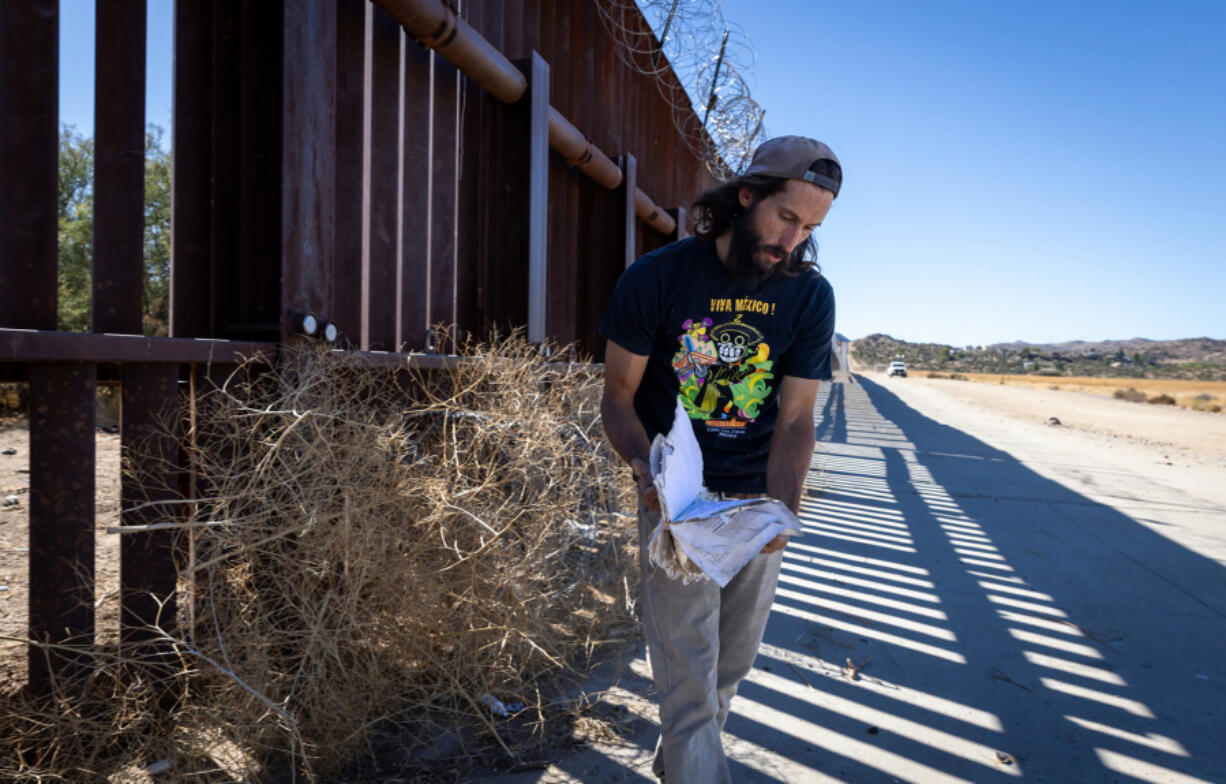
top-left (2, 448), bottom-right (16, 455)
top-left (996, 751), bottom-right (1016, 766)
top-left (866, 726), bottom-right (879, 734)
top-left (1046, 417), bottom-right (1061, 426)
top-left (3, 495), bottom-right (18, 507)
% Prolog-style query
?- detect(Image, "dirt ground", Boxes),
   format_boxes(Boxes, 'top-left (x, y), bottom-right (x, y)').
top-left (0, 419), bottom-right (123, 681)
top-left (947, 372), bottom-right (1226, 412)
top-left (887, 373), bottom-right (1226, 468)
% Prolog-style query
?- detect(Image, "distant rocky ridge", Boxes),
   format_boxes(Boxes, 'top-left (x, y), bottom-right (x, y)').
top-left (851, 334), bottom-right (1226, 380)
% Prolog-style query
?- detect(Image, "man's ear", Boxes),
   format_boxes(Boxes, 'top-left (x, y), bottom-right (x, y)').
top-left (738, 186), bottom-right (757, 209)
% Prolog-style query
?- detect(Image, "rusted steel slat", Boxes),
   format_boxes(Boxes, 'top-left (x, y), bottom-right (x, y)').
top-left (502, 0), bottom-right (524, 58)
top-left (333, 0), bottom-right (366, 347)
top-left (428, 53), bottom-right (460, 340)
top-left (454, 2), bottom-right (486, 338)
top-left (281, 0), bottom-right (337, 344)
top-left (367, 6), bottom-right (401, 350)
top-left (27, 363), bottom-right (97, 690)
top-left (0, 329), bottom-right (274, 363)
top-left (554, 2), bottom-right (578, 346)
top-left (119, 364), bottom-right (180, 645)
top-left (232, 2), bottom-right (285, 341)
top-left (208, 0), bottom-right (242, 339)
top-left (171, 0), bottom-right (214, 338)
top-left (93, 0), bottom-right (147, 334)
top-left (399, 36), bottom-right (431, 351)
top-left (0, 0), bottom-right (58, 331)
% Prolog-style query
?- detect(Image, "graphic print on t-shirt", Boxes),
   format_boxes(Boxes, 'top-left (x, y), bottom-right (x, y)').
top-left (672, 312), bottom-right (774, 430)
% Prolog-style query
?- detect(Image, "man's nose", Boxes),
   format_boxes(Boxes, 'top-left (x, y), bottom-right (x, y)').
top-left (779, 226), bottom-right (803, 251)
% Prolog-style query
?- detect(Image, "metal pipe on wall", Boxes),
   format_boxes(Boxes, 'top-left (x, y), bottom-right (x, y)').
top-left (634, 187), bottom-right (677, 236)
top-left (546, 106), bottom-right (622, 189)
top-left (374, 0), bottom-right (527, 103)
top-left (374, 0), bottom-right (678, 236)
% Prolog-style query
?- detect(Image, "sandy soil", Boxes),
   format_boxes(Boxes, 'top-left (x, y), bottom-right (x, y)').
top-left (882, 373), bottom-right (1226, 468)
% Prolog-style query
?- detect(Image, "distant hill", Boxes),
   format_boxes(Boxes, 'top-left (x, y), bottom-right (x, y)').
top-left (851, 334), bottom-right (1226, 380)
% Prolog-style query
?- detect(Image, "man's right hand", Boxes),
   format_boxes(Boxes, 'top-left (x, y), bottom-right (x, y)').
top-left (630, 457), bottom-right (660, 512)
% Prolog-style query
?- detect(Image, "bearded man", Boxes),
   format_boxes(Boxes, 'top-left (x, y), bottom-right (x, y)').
top-left (599, 136), bottom-right (842, 783)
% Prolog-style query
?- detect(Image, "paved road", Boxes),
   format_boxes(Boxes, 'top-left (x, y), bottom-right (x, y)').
top-left (480, 375), bottom-right (1226, 783)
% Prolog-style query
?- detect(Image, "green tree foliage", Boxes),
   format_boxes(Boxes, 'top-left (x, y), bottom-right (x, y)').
top-left (58, 125), bottom-right (94, 332)
top-left (57, 124), bottom-right (171, 335)
top-left (143, 126), bottom-right (171, 336)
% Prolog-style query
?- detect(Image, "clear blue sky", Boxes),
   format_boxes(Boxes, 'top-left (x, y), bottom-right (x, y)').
top-left (719, 0), bottom-right (1225, 345)
top-left (58, 0), bottom-right (174, 137)
top-left (60, 1), bottom-right (1224, 346)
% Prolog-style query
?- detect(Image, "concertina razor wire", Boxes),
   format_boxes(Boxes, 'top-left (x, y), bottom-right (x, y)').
top-left (594, 0), bottom-right (768, 180)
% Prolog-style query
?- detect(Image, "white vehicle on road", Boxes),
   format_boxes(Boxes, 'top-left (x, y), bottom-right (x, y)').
top-left (887, 361), bottom-right (908, 377)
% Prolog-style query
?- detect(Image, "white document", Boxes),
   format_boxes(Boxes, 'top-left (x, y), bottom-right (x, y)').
top-left (647, 399), bottom-right (802, 588)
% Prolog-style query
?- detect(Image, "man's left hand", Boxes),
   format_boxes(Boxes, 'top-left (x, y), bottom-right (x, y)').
top-left (760, 534), bottom-right (790, 554)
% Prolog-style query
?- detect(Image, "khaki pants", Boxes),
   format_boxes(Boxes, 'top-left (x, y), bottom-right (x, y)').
top-left (638, 504), bottom-right (784, 784)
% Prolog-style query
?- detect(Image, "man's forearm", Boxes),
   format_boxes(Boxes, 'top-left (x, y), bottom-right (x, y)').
top-left (600, 394), bottom-right (652, 468)
top-left (765, 419), bottom-right (816, 514)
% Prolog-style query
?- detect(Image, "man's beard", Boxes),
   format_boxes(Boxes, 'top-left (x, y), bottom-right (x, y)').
top-left (725, 207), bottom-right (790, 287)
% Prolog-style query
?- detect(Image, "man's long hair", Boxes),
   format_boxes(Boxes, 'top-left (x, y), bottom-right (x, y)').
top-left (691, 162), bottom-right (841, 277)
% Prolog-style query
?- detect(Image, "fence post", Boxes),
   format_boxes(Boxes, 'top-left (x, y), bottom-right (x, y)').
top-left (28, 365), bottom-right (97, 691)
top-left (92, 0), bottom-right (147, 336)
top-left (281, 0), bottom-right (338, 345)
top-left (0, 0), bottom-right (58, 331)
top-left (119, 366), bottom-right (180, 648)
top-left (171, 0), bottom-right (214, 339)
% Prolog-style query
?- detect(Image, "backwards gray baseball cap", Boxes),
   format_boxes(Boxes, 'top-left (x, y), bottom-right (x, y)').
top-left (744, 135), bottom-right (841, 197)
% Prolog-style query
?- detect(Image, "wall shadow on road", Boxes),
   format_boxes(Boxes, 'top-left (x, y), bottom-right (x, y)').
top-left (727, 376), bottom-right (1226, 783)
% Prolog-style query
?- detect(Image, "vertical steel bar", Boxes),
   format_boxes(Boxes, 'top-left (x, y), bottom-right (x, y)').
top-left (524, 53), bottom-right (550, 344)
top-left (0, 0), bottom-right (59, 330)
top-left (171, 0), bottom-right (215, 338)
top-left (28, 363), bottom-right (96, 690)
top-left (281, 0), bottom-right (337, 344)
top-left (399, 37), bottom-right (432, 351)
top-left (93, 0), bottom-right (148, 335)
top-left (119, 364), bottom-right (180, 645)
top-left (621, 153), bottom-right (638, 269)
top-left (672, 206), bottom-right (689, 240)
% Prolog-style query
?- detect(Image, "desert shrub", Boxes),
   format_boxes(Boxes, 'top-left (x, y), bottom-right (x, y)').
top-left (950, 373), bottom-right (968, 381)
top-left (1147, 393), bottom-right (1176, 405)
top-left (1191, 397), bottom-right (1222, 413)
top-left (1, 333), bottom-right (638, 782)
top-left (1114, 387), bottom-right (1147, 403)
top-left (926, 372), bottom-right (947, 379)
top-left (0, 384), bottom-right (26, 418)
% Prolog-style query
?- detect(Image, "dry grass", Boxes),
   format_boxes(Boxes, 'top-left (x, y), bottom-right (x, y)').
top-left (1, 332), bottom-right (639, 782)
top-left (947, 373), bottom-right (1226, 412)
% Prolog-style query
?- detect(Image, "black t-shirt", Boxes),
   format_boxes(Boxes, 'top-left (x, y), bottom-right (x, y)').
top-left (600, 237), bottom-right (835, 493)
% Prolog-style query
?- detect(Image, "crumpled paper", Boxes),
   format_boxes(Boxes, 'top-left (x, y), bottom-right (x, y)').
top-left (646, 399), bottom-right (802, 587)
